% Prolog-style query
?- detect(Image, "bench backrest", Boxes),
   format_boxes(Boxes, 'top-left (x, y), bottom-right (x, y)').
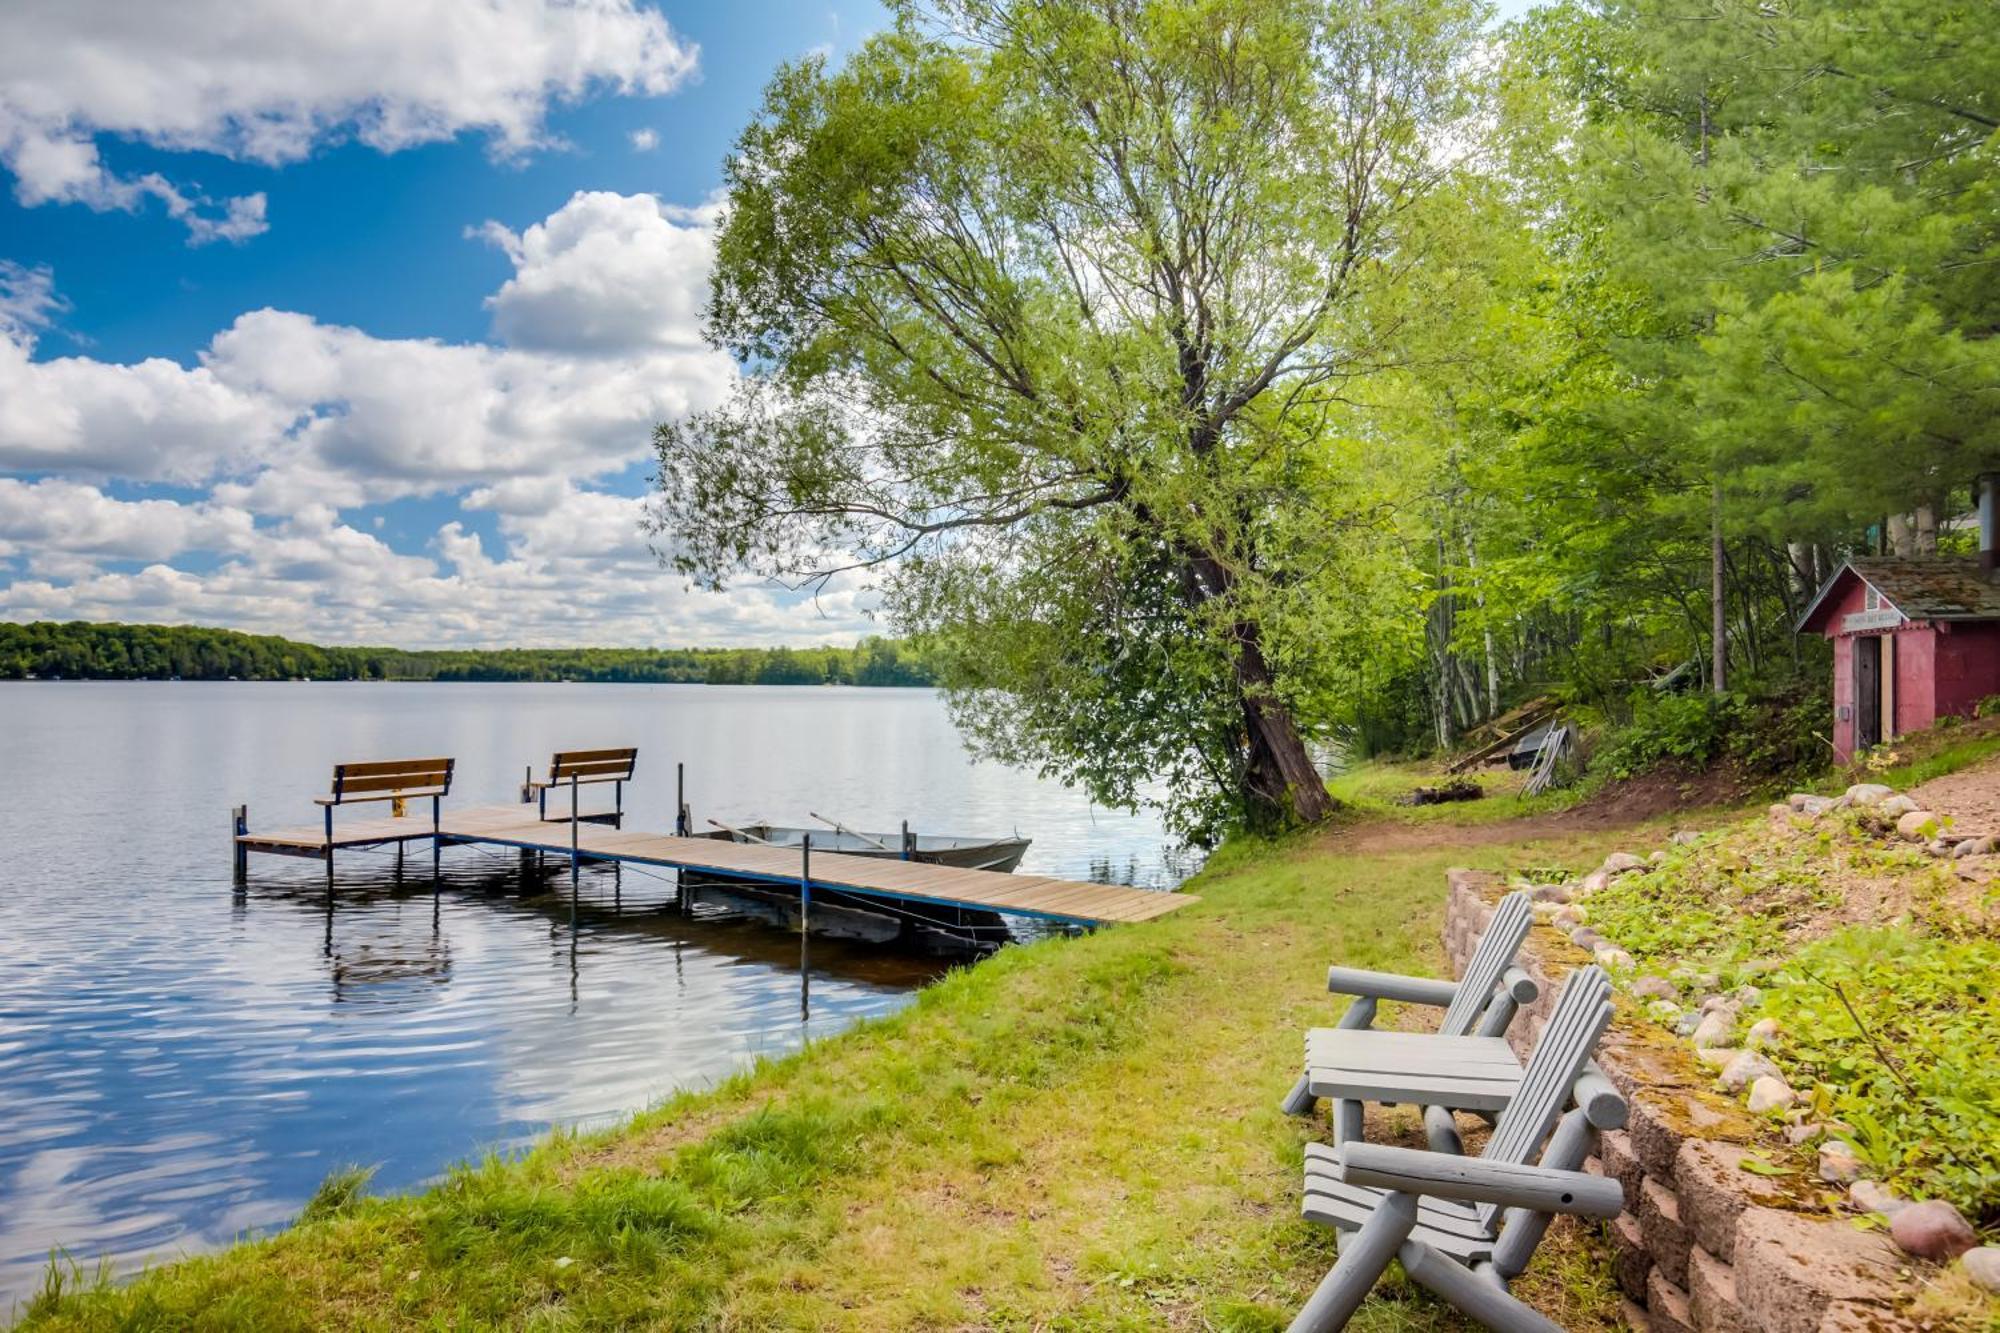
top-left (1475, 964), bottom-right (1614, 1230)
top-left (1438, 890), bottom-right (1533, 1036)
top-left (548, 747), bottom-right (637, 785)
top-left (330, 757), bottom-right (455, 804)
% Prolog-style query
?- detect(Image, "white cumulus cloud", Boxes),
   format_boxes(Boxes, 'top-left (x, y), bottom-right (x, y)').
top-left (0, 189), bottom-right (881, 647)
top-left (0, 0), bottom-right (698, 243)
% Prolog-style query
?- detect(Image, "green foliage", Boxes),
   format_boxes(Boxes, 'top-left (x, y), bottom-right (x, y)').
top-left (1597, 687), bottom-right (1824, 781)
top-left (1762, 929), bottom-right (2000, 1223)
top-left (654, 0), bottom-right (1490, 840)
top-left (0, 622), bottom-right (933, 687)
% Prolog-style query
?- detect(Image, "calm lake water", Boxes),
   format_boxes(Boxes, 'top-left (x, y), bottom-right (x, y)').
top-left (0, 682), bottom-right (1178, 1314)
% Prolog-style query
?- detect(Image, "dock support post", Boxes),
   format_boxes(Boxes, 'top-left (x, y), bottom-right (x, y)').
top-left (521, 764), bottom-right (532, 805)
top-left (231, 805), bottom-right (248, 883)
top-left (901, 819), bottom-right (912, 861)
top-left (431, 792), bottom-right (441, 878)
top-left (675, 763), bottom-right (686, 836)
top-left (569, 772), bottom-right (581, 919)
top-left (799, 834), bottom-right (811, 1019)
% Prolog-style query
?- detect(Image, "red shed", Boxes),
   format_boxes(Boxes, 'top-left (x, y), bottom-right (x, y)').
top-left (1798, 557), bottom-right (2000, 763)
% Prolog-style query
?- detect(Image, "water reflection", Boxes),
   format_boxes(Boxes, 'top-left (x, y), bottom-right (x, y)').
top-left (0, 682), bottom-right (1175, 1314)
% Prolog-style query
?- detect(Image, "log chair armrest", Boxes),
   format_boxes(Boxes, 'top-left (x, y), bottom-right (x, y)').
top-left (1335, 1142), bottom-right (1624, 1218)
top-left (1499, 965), bottom-right (1539, 1003)
top-left (1573, 1063), bottom-right (1628, 1130)
top-left (1324, 966), bottom-right (1459, 1008)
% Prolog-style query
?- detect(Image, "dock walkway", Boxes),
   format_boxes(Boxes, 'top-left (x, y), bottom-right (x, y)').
top-left (236, 803), bottom-right (1193, 928)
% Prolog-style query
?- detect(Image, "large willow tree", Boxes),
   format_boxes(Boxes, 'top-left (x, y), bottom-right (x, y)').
top-left (651, 0), bottom-right (1482, 840)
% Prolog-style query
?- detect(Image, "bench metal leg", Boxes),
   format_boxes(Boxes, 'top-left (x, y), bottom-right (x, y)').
top-left (1287, 1192), bottom-right (1417, 1333)
top-left (1280, 1074), bottom-right (1317, 1117)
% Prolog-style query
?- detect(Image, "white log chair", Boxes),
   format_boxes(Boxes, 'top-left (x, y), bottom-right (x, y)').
top-left (1287, 966), bottom-right (1625, 1333)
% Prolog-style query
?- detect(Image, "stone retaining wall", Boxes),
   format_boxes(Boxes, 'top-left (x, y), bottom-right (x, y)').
top-left (1442, 869), bottom-right (1916, 1333)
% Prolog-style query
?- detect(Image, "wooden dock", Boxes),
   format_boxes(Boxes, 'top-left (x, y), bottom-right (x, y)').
top-left (235, 803), bottom-right (1194, 928)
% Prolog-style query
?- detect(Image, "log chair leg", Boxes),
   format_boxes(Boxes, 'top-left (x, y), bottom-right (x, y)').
top-left (1398, 1241), bottom-right (1561, 1333)
top-left (1331, 1098), bottom-right (1364, 1148)
top-left (1287, 1192), bottom-right (1418, 1333)
top-left (1423, 1104), bottom-right (1464, 1155)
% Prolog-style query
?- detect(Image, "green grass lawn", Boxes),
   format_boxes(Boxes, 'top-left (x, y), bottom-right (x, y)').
top-left (19, 816), bottom-right (1671, 1332)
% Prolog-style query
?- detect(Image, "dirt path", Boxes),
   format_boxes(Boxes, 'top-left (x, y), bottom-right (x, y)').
top-left (1321, 764), bottom-right (1752, 855)
top-left (1910, 753), bottom-right (2000, 836)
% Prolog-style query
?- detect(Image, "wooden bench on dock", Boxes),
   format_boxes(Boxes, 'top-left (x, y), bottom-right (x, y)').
top-left (525, 747), bottom-right (638, 823)
top-left (316, 756), bottom-right (455, 846)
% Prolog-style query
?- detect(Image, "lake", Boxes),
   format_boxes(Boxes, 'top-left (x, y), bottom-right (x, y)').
top-left (0, 682), bottom-right (1178, 1314)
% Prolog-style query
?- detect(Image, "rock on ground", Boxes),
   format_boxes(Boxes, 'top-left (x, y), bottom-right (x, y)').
top-left (1961, 1247), bottom-right (2000, 1295)
top-left (1887, 1199), bottom-right (1978, 1262)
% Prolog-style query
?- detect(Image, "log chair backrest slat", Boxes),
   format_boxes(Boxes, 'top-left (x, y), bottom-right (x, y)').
top-left (331, 757), bottom-right (455, 804)
top-left (1438, 891), bottom-right (1533, 1036)
top-left (1474, 964), bottom-right (1613, 1231)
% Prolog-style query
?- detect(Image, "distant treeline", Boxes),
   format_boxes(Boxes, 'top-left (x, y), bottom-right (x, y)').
top-left (0, 621), bottom-right (933, 687)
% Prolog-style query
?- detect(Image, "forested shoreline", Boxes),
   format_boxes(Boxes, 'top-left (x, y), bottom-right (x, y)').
top-left (653, 0), bottom-right (1996, 842)
top-left (0, 621), bottom-right (932, 686)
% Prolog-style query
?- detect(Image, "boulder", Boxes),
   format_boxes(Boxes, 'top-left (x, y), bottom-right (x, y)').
top-left (1531, 882), bottom-right (1571, 903)
top-left (1631, 975), bottom-right (1678, 1001)
top-left (1847, 1180), bottom-right (1909, 1218)
top-left (1595, 946), bottom-right (1635, 970)
top-left (1693, 1008), bottom-right (1738, 1049)
top-left (1887, 1199), bottom-right (1978, 1262)
top-left (1961, 1247), bottom-right (2000, 1295)
top-left (1895, 809), bottom-right (1940, 841)
top-left (1718, 1050), bottom-right (1779, 1093)
top-left (1669, 829), bottom-right (1703, 845)
top-left (1818, 1141), bottom-right (1865, 1184)
top-left (1877, 794), bottom-right (1918, 818)
top-left (1768, 802), bottom-right (1794, 821)
top-left (1531, 901), bottom-right (1563, 924)
top-left (1571, 927), bottom-right (1603, 950)
top-left (1843, 783), bottom-right (1893, 806)
top-left (1552, 905), bottom-right (1585, 929)
top-left (1577, 869), bottom-right (1610, 896)
top-left (1952, 834), bottom-right (1998, 859)
top-left (1648, 998), bottom-right (1684, 1024)
top-left (1746, 1075), bottom-right (1795, 1113)
top-left (1744, 1017), bottom-right (1781, 1048)
top-left (1694, 1045), bottom-right (1737, 1070)
top-left (1926, 838), bottom-right (1952, 857)
top-left (1786, 792), bottom-right (1818, 811)
top-left (1601, 851), bottom-right (1648, 876)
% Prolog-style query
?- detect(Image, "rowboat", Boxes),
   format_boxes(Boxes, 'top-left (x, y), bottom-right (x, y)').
top-left (684, 822), bottom-right (1032, 953)
top-left (694, 822), bottom-right (1031, 873)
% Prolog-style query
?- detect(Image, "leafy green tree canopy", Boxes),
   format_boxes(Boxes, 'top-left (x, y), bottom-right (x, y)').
top-left (652, 0), bottom-right (1485, 840)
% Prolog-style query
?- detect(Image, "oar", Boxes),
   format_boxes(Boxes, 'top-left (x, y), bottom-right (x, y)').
top-left (808, 811), bottom-right (892, 852)
top-left (707, 817), bottom-right (777, 846)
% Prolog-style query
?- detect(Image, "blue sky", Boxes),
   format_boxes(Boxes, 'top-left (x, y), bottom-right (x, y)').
top-left (0, 0), bottom-right (1529, 649)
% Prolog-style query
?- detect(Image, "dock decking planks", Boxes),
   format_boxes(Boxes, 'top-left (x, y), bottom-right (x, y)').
top-left (237, 803), bottom-right (1194, 927)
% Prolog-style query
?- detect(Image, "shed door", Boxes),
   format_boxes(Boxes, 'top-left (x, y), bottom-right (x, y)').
top-left (1855, 636), bottom-right (1882, 750)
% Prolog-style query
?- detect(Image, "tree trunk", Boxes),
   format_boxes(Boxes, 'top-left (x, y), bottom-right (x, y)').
top-left (1711, 481), bottom-right (1728, 695)
top-left (1184, 548), bottom-right (1337, 828)
top-left (1234, 623), bottom-right (1338, 827)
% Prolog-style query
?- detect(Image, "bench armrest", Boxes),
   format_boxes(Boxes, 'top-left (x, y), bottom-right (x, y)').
top-left (1324, 966), bottom-right (1459, 1008)
top-left (1500, 965), bottom-right (1539, 1003)
top-left (313, 787), bottom-right (448, 807)
top-left (1335, 1142), bottom-right (1623, 1218)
